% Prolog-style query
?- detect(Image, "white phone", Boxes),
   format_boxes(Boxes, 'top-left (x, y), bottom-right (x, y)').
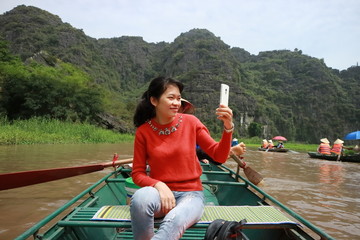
top-left (220, 84), bottom-right (229, 106)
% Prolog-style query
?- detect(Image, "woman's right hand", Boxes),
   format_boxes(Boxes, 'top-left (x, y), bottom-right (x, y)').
top-left (216, 104), bottom-right (233, 130)
top-left (154, 181), bottom-right (176, 214)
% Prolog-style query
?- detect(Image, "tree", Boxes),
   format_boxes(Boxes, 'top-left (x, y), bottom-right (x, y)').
top-left (248, 122), bottom-right (262, 137)
top-left (1, 56), bottom-right (104, 122)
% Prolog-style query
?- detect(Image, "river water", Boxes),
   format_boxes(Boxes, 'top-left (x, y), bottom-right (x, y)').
top-left (0, 143), bottom-right (359, 240)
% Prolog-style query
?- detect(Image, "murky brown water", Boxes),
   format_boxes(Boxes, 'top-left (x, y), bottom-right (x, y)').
top-left (0, 144), bottom-right (359, 240)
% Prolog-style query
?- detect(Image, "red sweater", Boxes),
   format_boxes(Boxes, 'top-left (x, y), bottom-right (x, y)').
top-left (132, 113), bottom-right (232, 191)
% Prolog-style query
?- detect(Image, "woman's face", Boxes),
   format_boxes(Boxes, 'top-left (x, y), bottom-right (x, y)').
top-left (151, 84), bottom-right (181, 120)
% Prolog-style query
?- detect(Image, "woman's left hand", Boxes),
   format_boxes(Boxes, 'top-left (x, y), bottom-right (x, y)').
top-left (216, 104), bottom-right (233, 130)
top-left (230, 142), bottom-right (246, 157)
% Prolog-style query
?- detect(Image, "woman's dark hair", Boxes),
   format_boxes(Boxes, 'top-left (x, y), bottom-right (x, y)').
top-left (133, 77), bottom-right (184, 127)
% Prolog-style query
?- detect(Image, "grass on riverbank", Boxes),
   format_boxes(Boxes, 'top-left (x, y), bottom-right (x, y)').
top-left (0, 117), bottom-right (320, 152)
top-left (0, 117), bottom-right (134, 145)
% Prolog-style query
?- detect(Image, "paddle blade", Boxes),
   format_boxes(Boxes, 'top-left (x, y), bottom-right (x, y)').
top-left (0, 165), bottom-right (104, 191)
top-left (243, 166), bottom-right (264, 185)
top-left (230, 154), bottom-right (264, 185)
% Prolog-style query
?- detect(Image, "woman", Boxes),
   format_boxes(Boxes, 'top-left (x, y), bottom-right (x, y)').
top-left (331, 138), bottom-right (344, 155)
top-left (261, 139), bottom-right (268, 149)
top-left (131, 77), bottom-right (234, 240)
top-left (276, 141), bottom-right (284, 148)
top-left (267, 140), bottom-right (274, 149)
top-left (317, 138), bottom-right (331, 155)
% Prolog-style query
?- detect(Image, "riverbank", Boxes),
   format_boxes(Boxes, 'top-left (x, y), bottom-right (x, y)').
top-left (0, 117), bottom-right (325, 152)
top-left (0, 117), bottom-right (134, 144)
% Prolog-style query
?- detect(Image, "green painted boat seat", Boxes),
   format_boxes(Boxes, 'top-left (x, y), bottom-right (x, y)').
top-left (58, 205), bottom-right (298, 230)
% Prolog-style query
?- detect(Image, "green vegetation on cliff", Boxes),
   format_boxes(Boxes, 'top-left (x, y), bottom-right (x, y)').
top-left (0, 5), bottom-right (359, 143)
top-left (0, 41), bottom-right (104, 122)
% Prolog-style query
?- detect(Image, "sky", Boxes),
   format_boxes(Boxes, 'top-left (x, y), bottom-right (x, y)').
top-left (0, 0), bottom-right (359, 70)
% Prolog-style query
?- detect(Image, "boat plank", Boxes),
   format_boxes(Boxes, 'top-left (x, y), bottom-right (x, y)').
top-left (59, 205), bottom-right (298, 229)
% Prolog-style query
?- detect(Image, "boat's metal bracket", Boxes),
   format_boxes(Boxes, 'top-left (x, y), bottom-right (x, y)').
top-left (88, 191), bottom-right (95, 198)
top-left (33, 230), bottom-right (42, 239)
top-left (209, 184), bottom-right (219, 193)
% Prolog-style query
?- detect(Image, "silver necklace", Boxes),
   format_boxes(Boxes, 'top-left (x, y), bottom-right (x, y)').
top-left (147, 115), bottom-right (183, 136)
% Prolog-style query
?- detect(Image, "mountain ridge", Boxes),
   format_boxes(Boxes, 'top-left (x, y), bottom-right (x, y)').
top-left (0, 5), bottom-right (359, 143)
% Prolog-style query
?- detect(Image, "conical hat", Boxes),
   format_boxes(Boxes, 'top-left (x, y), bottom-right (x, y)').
top-left (320, 138), bottom-right (330, 144)
top-left (334, 138), bottom-right (344, 144)
top-left (180, 98), bottom-right (195, 114)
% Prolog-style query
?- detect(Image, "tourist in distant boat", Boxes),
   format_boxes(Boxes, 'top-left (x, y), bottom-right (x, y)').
top-left (267, 140), bottom-right (274, 149)
top-left (331, 139), bottom-right (344, 155)
top-left (130, 76), bottom-right (234, 240)
top-left (261, 139), bottom-right (268, 149)
top-left (317, 138), bottom-right (331, 155)
top-left (276, 141), bottom-right (284, 148)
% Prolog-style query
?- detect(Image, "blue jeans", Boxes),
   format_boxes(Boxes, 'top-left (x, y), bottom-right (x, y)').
top-left (130, 186), bottom-right (204, 240)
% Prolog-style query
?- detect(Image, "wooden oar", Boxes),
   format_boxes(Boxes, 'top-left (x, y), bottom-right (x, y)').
top-left (230, 153), bottom-right (264, 185)
top-left (0, 156), bottom-right (133, 191)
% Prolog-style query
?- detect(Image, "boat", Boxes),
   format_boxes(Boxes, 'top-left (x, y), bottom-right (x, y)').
top-left (258, 147), bottom-right (289, 152)
top-left (308, 152), bottom-right (360, 162)
top-left (16, 161), bottom-right (334, 240)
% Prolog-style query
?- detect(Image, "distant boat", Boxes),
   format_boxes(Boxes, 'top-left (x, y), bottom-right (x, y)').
top-left (308, 152), bottom-right (360, 162)
top-left (258, 147), bottom-right (289, 152)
